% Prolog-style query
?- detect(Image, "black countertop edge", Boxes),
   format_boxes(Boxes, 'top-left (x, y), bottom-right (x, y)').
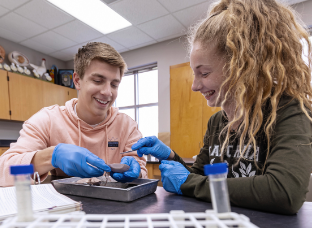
top-left (0, 140), bottom-right (17, 147)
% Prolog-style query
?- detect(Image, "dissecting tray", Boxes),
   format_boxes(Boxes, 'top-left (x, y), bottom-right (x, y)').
top-left (51, 177), bottom-right (159, 202)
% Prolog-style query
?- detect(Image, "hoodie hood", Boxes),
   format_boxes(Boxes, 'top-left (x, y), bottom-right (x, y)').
top-left (65, 98), bottom-right (119, 132)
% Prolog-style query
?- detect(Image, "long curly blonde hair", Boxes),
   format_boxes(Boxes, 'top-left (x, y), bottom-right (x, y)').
top-left (188, 0), bottom-right (312, 171)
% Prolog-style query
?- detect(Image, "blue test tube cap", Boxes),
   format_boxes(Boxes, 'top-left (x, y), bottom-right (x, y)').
top-left (204, 163), bottom-right (228, 175)
top-left (10, 164), bottom-right (34, 175)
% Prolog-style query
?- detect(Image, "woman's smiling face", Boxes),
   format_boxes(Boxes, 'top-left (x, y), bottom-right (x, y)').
top-left (190, 42), bottom-right (227, 108)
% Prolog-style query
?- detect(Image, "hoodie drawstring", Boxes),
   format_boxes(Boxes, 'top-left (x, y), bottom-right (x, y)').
top-left (104, 125), bottom-right (108, 163)
top-left (78, 119), bottom-right (82, 147)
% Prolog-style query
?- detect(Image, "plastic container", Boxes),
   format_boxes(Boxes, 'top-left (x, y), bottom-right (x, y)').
top-left (10, 164), bottom-right (35, 222)
top-left (204, 163), bottom-right (231, 213)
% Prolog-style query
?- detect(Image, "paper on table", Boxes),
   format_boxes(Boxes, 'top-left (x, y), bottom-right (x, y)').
top-left (0, 184), bottom-right (81, 221)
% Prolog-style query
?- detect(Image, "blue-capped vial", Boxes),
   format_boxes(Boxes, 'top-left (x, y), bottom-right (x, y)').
top-left (10, 164), bottom-right (35, 222)
top-left (204, 163), bottom-right (231, 213)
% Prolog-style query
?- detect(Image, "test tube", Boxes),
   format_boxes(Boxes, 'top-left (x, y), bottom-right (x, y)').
top-left (204, 163), bottom-right (231, 213)
top-left (10, 164), bottom-right (35, 222)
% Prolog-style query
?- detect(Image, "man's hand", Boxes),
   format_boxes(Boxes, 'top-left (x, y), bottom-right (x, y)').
top-left (51, 143), bottom-right (111, 178)
top-left (111, 156), bottom-right (141, 183)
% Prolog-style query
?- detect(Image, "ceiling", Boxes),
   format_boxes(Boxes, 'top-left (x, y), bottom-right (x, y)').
top-left (0, 0), bottom-right (308, 62)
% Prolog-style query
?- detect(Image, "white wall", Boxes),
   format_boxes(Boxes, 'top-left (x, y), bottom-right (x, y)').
top-left (293, 0), bottom-right (312, 27)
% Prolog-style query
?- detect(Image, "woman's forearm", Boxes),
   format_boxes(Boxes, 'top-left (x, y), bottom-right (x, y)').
top-left (168, 150), bottom-right (175, 160)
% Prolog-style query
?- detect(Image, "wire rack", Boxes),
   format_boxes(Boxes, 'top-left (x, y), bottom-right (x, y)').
top-left (1, 210), bottom-right (259, 228)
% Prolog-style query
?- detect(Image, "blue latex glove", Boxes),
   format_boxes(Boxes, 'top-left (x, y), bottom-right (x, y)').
top-left (51, 143), bottom-right (111, 178)
top-left (131, 136), bottom-right (171, 161)
top-left (159, 160), bottom-right (190, 195)
top-left (110, 156), bottom-right (141, 183)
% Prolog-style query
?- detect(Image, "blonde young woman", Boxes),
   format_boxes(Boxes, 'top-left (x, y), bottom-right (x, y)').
top-left (132, 0), bottom-right (312, 214)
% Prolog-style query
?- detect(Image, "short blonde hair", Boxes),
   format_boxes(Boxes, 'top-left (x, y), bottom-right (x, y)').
top-left (74, 42), bottom-right (127, 79)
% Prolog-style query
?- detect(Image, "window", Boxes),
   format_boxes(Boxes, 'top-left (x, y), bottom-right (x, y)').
top-left (302, 37), bottom-right (312, 65)
top-left (302, 36), bottom-right (312, 84)
top-left (115, 63), bottom-right (158, 137)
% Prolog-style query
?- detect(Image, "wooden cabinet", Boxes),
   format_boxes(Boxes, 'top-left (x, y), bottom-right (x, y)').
top-left (146, 162), bottom-right (193, 186)
top-left (0, 70), bottom-right (10, 120)
top-left (42, 82), bottom-right (69, 108)
top-left (170, 62), bottom-right (221, 158)
top-left (0, 147), bottom-right (9, 156)
top-left (146, 163), bottom-right (162, 186)
top-left (0, 70), bottom-right (77, 121)
top-left (9, 72), bottom-right (44, 121)
top-left (170, 62), bottom-right (203, 158)
top-left (42, 80), bottom-right (77, 108)
top-left (68, 88), bottom-right (78, 100)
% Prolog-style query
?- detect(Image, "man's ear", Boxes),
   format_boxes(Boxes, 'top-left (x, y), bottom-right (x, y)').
top-left (73, 72), bottom-right (81, 90)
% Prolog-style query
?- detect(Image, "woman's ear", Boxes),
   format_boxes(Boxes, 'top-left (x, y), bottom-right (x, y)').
top-left (73, 72), bottom-right (81, 90)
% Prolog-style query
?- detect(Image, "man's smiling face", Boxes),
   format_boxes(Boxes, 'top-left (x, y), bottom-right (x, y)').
top-left (74, 59), bottom-right (121, 125)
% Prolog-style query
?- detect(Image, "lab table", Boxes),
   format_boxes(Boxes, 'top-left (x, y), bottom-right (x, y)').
top-left (62, 185), bottom-right (311, 228)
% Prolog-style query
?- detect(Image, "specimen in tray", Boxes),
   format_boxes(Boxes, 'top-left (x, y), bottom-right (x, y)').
top-left (76, 177), bottom-right (101, 186)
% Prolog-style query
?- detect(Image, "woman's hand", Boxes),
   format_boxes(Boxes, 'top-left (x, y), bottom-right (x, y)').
top-left (131, 136), bottom-right (172, 160)
top-left (159, 160), bottom-right (190, 195)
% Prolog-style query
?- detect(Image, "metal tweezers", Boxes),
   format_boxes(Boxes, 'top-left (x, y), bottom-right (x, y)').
top-left (120, 150), bottom-right (136, 154)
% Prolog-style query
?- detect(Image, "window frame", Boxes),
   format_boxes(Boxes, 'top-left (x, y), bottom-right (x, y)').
top-left (116, 63), bottom-right (158, 129)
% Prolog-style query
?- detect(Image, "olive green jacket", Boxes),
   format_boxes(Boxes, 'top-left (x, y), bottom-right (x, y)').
top-left (174, 96), bottom-right (312, 214)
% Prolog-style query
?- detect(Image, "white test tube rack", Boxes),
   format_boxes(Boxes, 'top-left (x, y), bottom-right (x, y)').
top-left (1, 210), bottom-right (259, 228)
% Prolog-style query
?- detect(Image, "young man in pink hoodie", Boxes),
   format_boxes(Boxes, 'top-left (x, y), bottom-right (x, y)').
top-left (0, 42), bottom-right (147, 187)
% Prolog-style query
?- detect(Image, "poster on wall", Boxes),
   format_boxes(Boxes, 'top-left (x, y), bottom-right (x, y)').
top-left (58, 69), bottom-right (74, 88)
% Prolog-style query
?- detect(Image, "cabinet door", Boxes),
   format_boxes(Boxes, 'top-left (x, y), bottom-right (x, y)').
top-left (68, 88), bottom-right (77, 100)
top-left (0, 147), bottom-right (9, 156)
top-left (42, 82), bottom-right (68, 107)
top-left (0, 70), bottom-right (10, 120)
top-left (170, 62), bottom-right (222, 157)
top-left (8, 72), bottom-right (43, 121)
top-left (170, 63), bottom-right (203, 158)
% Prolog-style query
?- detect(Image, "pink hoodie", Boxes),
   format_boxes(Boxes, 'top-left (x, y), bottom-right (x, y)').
top-left (0, 98), bottom-right (147, 187)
